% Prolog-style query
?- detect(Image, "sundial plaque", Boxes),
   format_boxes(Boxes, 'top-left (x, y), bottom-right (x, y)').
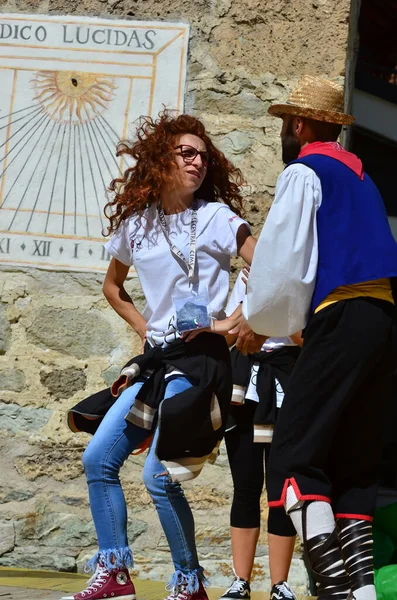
top-left (0, 13), bottom-right (189, 272)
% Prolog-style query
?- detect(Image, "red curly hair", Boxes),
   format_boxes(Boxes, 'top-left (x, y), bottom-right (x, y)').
top-left (104, 111), bottom-right (245, 234)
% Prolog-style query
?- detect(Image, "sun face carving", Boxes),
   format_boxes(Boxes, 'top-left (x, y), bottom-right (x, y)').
top-left (32, 71), bottom-right (117, 123)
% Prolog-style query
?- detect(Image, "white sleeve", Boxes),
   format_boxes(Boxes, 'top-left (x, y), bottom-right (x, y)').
top-left (243, 164), bottom-right (322, 336)
top-left (212, 207), bottom-right (251, 256)
top-left (225, 271), bottom-right (246, 316)
top-left (104, 219), bottom-right (133, 267)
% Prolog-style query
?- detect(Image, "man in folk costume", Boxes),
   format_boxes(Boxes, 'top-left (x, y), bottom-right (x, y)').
top-left (242, 75), bottom-right (397, 600)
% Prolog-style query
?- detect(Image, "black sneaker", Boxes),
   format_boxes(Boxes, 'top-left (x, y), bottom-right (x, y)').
top-left (270, 581), bottom-right (297, 600)
top-left (219, 577), bottom-right (250, 600)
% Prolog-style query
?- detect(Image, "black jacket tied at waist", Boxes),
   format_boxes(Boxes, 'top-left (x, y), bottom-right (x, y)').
top-left (229, 345), bottom-right (300, 430)
top-left (68, 333), bottom-right (232, 481)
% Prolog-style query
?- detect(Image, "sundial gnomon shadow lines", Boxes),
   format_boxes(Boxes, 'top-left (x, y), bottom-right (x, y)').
top-left (0, 70), bottom-right (122, 238)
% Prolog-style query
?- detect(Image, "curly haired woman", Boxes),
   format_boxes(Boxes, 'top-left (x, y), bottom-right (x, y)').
top-left (62, 112), bottom-right (255, 600)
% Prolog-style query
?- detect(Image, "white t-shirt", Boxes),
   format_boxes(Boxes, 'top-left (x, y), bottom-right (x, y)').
top-left (105, 199), bottom-right (250, 347)
top-left (226, 271), bottom-right (296, 404)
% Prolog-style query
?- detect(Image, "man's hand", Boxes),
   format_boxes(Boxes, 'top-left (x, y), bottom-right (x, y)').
top-left (182, 326), bottom-right (211, 342)
top-left (182, 304), bottom-right (245, 342)
top-left (235, 320), bottom-right (268, 355)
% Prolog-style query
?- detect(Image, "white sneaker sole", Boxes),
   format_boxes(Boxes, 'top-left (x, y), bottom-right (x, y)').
top-left (219, 596), bottom-right (251, 600)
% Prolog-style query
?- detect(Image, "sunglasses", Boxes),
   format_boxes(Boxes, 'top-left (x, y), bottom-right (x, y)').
top-left (174, 144), bottom-right (211, 167)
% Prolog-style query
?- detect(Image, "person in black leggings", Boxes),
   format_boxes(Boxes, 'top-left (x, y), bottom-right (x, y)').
top-left (219, 270), bottom-right (302, 600)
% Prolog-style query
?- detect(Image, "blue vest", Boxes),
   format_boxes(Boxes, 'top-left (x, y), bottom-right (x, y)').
top-left (289, 154), bottom-right (397, 313)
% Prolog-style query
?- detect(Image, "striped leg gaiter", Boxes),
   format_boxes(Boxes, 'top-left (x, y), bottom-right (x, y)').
top-left (336, 518), bottom-right (376, 600)
top-left (285, 486), bottom-right (350, 599)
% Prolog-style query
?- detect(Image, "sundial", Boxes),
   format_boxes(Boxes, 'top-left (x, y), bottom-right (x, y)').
top-left (0, 13), bottom-right (189, 271)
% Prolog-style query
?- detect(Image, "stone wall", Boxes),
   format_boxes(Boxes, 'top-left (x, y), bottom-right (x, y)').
top-left (0, 0), bottom-right (351, 591)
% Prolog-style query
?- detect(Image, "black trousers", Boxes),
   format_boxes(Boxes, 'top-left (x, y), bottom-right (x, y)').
top-left (267, 297), bottom-right (397, 518)
top-left (225, 400), bottom-right (296, 536)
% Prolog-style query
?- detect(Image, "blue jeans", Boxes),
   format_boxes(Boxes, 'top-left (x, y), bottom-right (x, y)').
top-left (82, 375), bottom-right (204, 588)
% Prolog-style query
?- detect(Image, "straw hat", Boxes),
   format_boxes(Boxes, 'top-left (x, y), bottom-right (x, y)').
top-left (268, 75), bottom-right (355, 125)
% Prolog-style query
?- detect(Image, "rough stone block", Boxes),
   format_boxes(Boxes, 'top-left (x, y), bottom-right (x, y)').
top-left (0, 303), bottom-right (11, 355)
top-left (15, 445), bottom-right (84, 481)
top-left (14, 513), bottom-right (97, 548)
top-left (185, 487), bottom-right (229, 510)
top-left (127, 518), bottom-right (148, 542)
top-left (26, 307), bottom-right (119, 359)
top-left (59, 494), bottom-right (87, 507)
top-left (0, 545), bottom-right (77, 571)
top-left (40, 366), bottom-right (87, 400)
top-left (194, 524), bottom-right (230, 549)
top-left (0, 368), bottom-right (26, 392)
top-left (14, 511), bottom-right (147, 550)
top-left (102, 364), bottom-right (122, 387)
top-left (194, 90), bottom-right (266, 118)
top-left (0, 490), bottom-right (35, 504)
top-left (0, 520), bottom-right (15, 556)
top-left (0, 402), bottom-right (52, 434)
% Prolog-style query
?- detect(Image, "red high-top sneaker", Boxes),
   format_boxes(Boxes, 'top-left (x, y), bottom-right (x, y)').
top-left (61, 562), bottom-right (136, 600)
top-left (164, 581), bottom-right (209, 600)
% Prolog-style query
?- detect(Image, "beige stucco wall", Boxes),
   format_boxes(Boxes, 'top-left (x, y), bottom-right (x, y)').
top-left (0, 0), bottom-right (352, 591)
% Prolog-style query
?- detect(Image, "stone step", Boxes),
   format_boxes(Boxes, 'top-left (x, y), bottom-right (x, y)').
top-left (0, 586), bottom-right (62, 599)
top-left (0, 568), bottom-right (314, 600)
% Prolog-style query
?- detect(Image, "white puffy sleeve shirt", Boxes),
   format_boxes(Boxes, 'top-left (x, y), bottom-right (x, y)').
top-left (243, 163), bottom-right (322, 336)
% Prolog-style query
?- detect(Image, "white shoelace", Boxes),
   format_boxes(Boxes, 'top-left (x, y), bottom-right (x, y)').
top-left (273, 582), bottom-right (296, 600)
top-left (226, 578), bottom-right (248, 594)
top-left (79, 564), bottom-right (109, 597)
